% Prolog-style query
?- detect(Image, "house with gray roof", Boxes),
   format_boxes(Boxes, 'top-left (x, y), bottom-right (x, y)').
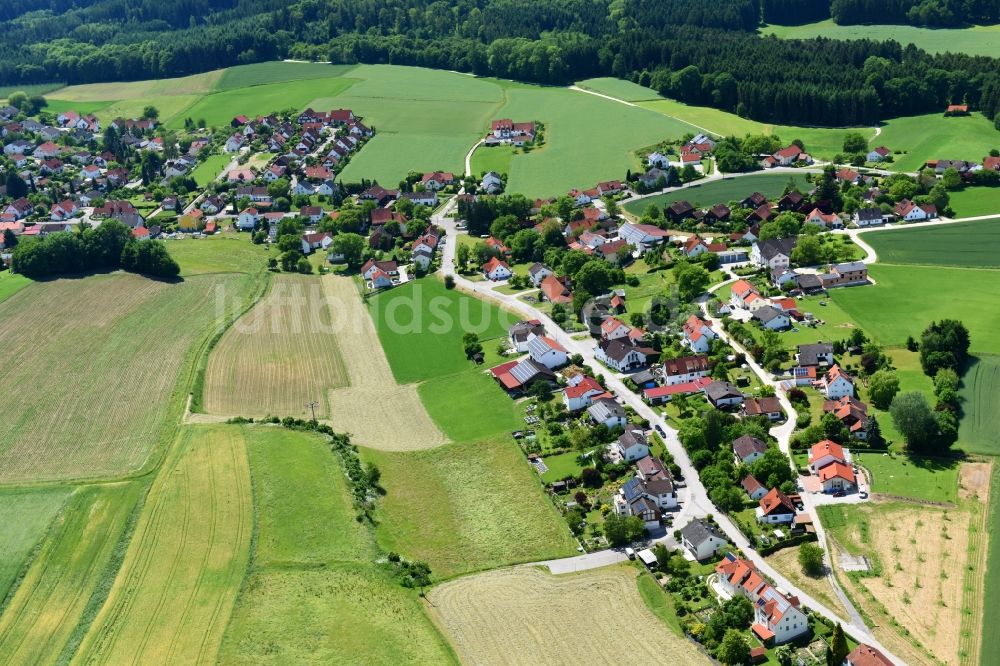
top-left (680, 519), bottom-right (727, 560)
top-left (587, 397), bottom-right (627, 429)
top-left (705, 381), bottom-right (744, 408)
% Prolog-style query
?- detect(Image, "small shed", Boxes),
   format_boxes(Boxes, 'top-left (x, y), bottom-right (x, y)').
top-left (637, 548), bottom-right (658, 568)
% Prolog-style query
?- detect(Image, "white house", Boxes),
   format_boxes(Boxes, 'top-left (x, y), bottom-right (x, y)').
top-left (732, 435), bottom-right (767, 466)
top-left (894, 199), bottom-right (937, 222)
top-left (528, 263), bottom-right (552, 287)
top-left (481, 171), bottom-right (504, 194)
top-left (619, 223), bottom-right (669, 250)
top-left (588, 398), bottom-right (627, 429)
top-left (596, 338), bottom-right (656, 372)
top-left (237, 208), bottom-right (260, 230)
top-left (482, 257), bottom-right (512, 281)
top-left (661, 355), bottom-right (710, 386)
top-left (751, 238), bottom-right (796, 271)
top-left (610, 426), bottom-right (650, 463)
top-left (816, 365), bottom-right (854, 399)
top-left (716, 555), bottom-right (809, 645)
top-left (680, 519), bottom-right (727, 561)
top-left (301, 232), bottom-right (334, 255)
top-left (755, 488), bottom-right (796, 524)
top-left (509, 320), bottom-right (545, 353)
top-left (647, 151), bottom-right (671, 169)
top-left (729, 280), bottom-right (759, 309)
top-left (752, 305), bottom-right (791, 331)
top-left (599, 317), bottom-right (631, 341)
top-left (526, 334), bottom-right (568, 370)
top-left (361, 259), bottom-right (399, 282)
top-left (562, 376), bottom-right (606, 412)
top-left (224, 134), bottom-right (244, 152)
top-left (808, 439), bottom-right (848, 472)
top-left (682, 315), bottom-right (717, 353)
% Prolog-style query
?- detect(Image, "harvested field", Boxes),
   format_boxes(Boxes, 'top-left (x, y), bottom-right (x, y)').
top-left (76, 426), bottom-right (252, 665)
top-left (203, 276), bottom-right (349, 419)
top-left (0, 272), bottom-right (248, 483)
top-left (765, 546), bottom-right (848, 619)
top-left (321, 276), bottom-right (445, 450)
top-left (0, 483), bottom-right (142, 665)
top-left (428, 566), bottom-right (710, 666)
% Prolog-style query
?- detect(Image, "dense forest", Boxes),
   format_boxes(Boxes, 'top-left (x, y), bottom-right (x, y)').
top-left (1, 0), bottom-right (999, 126)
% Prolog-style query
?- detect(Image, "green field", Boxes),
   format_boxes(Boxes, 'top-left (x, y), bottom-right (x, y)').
top-left (0, 82), bottom-right (65, 99)
top-left (367, 279), bottom-right (514, 384)
top-left (42, 99), bottom-right (111, 116)
top-left (215, 62), bottom-right (355, 90)
top-left (165, 232), bottom-right (268, 276)
top-left (219, 425), bottom-right (456, 665)
top-left (877, 112), bottom-right (1000, 172)
top-left (623, 173), bottom-right (808, 216)
top-left (981, 463), bottom-right (1000, 663)
top-left (947, 186), bottom-right (1000, 219)
top-left (0, 482), bottom-right (143, 664)
top-left (762, 20), bottom-right (1000, 58)
top-left (833, 264), bottom-right (1000, 354)
top-left (360, 437), bottom-right (578, 580)
top-left (577, 78), bottom-right (662, 102)
top-left (863, 219), bottom-right (1000, 268)
top-left (0, 488), bottom-right (70, 602)
top-left (0, 272), bottom-right (31, 305)
top-left (957, 354), bottom-right (1000, 455)
top-left (417, 370), bottom-right (525, 442)
top-left (854, 450), bottom-right (959, 503)
top-left (191, 153), bottom-right (231, 186)
top-left (470, 144), bottom-right (514, 176)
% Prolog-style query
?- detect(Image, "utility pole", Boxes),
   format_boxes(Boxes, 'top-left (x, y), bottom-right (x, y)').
top-left (305, 400), bottom-right (318, 422)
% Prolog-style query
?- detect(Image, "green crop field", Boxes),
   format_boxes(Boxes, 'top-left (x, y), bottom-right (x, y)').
top-left (0, 82), bottom-right (65, 99)
top-left (360, 437), bottom-right (578, 580)
top-left (417, 370), bottom-right (525, 442)
top-left (190, 153), bottom-right (231, 186)
top-left (0, 272), bottom-right (252, 483)
top-left (947, 186), bottom-right (1000, 219)
top-left (623, 173), bottom-right (808, 216)
top-left (833, 264), bottom-right (1000, 354)
top-left (0, 482), bottom-right (142, 664)
top-left (0, 488), bottom-right (70, 602)
top-left (77, 426), bottom-right (252, 665)
top-left (42, 99), bottom-right (111, 116)
top-left (853, 450), bottom-right (959, 503)
top-left (863, 219), bottom-right (1000, 268)
top-left (878, 112), bottom-right (1000, 172)
top-left (219, 425), bottom-right (456, 665)
top-left (215, 62), bottom-right (355, 90)
top-left (165, 232), bottom-right (268, 276)
top-left (0, 273), bottom-right (31, 305)
top-left (957, 354), bottom-right (1000, 455)
top-left (982, 463), bottom-right (1000, 662)
top-left (577, 78), bottom-right (662, 102)
top-left (762, 20), bottom-right (1000, 58)
top-left (368, 279), bottom-right (515, 384)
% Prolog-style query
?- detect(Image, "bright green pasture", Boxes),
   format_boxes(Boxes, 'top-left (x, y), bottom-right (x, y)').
top-left (190, 153), bottom-right (231, 186)
top-left (762, 20), bottom-right (1000, 58)
top-left (216, 62), bottom-right (356, 90)
top-left (853, 450), bottom-right (958, 503)
top-left (878, 112), bottom-right (1000, 172)
top-left (623, 173), bottom-right (807, 215)
top-left (863, 219), bottom-right (1000, 268)
top-left (418, 370), bottom-right (525, 442)
top-left (948, 187), bottom-right (1000, 219)
top-left (832, 264), bottom-right (1000, 354)
top-left (367, 279), bottom-right (515, 384)
top-left (41, 99), bottom-right (111, 116)
top-left (577, 78), bottom-right (662, 102)
top-left (360, 437), bottom-right (578, 579)
top-left (0, 488), bottom-right (70, 602)
top-left (0, 273), bottom-right (31, 305)
top-left (165, 232), bottom-right (268, 276)
top-left (957, 354), bottom-right (1000, 455)
top-left (470, 144), bottom-right (515, 176)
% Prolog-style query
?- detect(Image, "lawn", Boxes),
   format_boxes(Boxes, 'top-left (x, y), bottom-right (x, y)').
top-left (219, 425), bottom-right (456, 665)
top-left (944, 186), bottom-right (1000, 219)
top-left (360, 437), bottom-right (578, 579)
top-left (877, 112), bottom-right (1000, 172)
top-left (191, 153), bottom-right (231, 186)
top-left (0, 488), bottom-right (70, 602)
top-left (164, 232), bottom-right (268, 275)
top-left (576, 77), bottom-right (663, 102)
top-left (0, 272), bottom-right (31, 305)
top-left (470, 144), bottom-right (514, 176)
top-left (863, 218), bottom-right (1000, 268)
top-left (957, 354), bottom-right (1000, 455)
top-left (367, 278), bottom-right (515, 384)
top-left (761, 20), bottom-right (1000, 58)
top-left (539, 450), bottom-right (588, 484)
top-left (832, 263), bottom-right (1000, 354)
top-left (853, 450), bottom-right (958, 503)
top-left (417, 369), bottom-right (525, 442)
top-left (76, 425), bottom-right (252, 665)
top-left (0, 482), bottom-right (143, 665)
top-left (41, 99), bottom-right (111, 116)
top-left (623, 173), bottom-right (808, 216)
top-left (0, 272), bottom-right (253, 483)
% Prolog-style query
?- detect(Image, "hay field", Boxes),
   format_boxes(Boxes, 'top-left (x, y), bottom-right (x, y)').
top-left (218, 426), bottom-right (455, 665)
top-left (0, 487), bottom-right (70, 602)
top-left (428, 566), bottom-right (710, 665)
top-left (322, 276), bottom-right (446, 450)
top-left (203, 276), bottom-right (349, 419)
top-left (75, 426), bottom-right (251, 665)
top-left (823, 499), bottom-right (987, 666)
top-left (0, 483), bottom-right (142, 665)
top-left (0, 272), bottom-right (247, 483)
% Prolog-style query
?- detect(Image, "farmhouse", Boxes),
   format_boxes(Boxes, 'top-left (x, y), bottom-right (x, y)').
top-left (756, 488), bottom-right (796, 524)
top-left (733, 435), bottom-right (767, 465)
top-left (487, 118), bottom-right (536, 145)
top-left (420, 171), bottom-right (455, 190)
top-left (680, 519), bottom-right (727, 561)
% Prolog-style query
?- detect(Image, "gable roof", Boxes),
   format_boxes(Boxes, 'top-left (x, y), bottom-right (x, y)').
top-left (733, 435), bottom-right (767, 459)
top-left (759, 488), bottom-right (795, 516)
top-left (680, 519), bottom-right (725, 547)
top-left (662, 355), bottom-right (709, 376)
top-left (810, 439), bottom-right (846, 464)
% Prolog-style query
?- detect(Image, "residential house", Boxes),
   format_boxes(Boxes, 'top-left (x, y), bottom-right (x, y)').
top-left (845, 644), bottom-right (894, 666)
top-left (361, 259), bottom-right (399, 282)
top-left (816, 365), bottom-right (854, 399)
top-left (201, 195), bottom-right (225, 214)
top-left (741, 475), bottom-right (768, 501)
top-left (680, 519), bottom-right (727, 561)
top-left (480, 171), bottom-right (504, 194)
top-left (599, 317), bottom-right (631, 341)
top-left (751, 238), bottom-right (796, 271)
top-left (539, 274), bottom-right (572, 304)
top-left (666, 200), bottom-right (695, 223)
top-left (662, 355), bottom-right (710, 386)
top-left (818, 460), bottom-right (857, 493)
top-left (359, 185), bottom-right (398, 205)
top-left (508, 319), bottom-right (545, 352)
top-left (866, 147), bottom-right (891, 162)
top-left (894, 199), bottom-right (937, 222)
top-left (772, 145), bottom-right (802, 166)
top-left (743, 396), bottom-right (784, 421)
top-left (752, 306), bottom-right (791, 331)
top-left (733, 435), bottom-right (768, 465)
top-left (853, 207), bottom-right (886, 227)
top-left (647, 151), bottom-right (671, 169)
top-left (594, 239), bottom-right (631, 265)
top-left (528, 263), bottom-right (552, 287)
top-left (526, 334), bottom-right (568, 370)
top-left (400, 191), bottom-right (437, 207)
top-left (299, 206), bottom-right (324, 223)
top-left (482, 257), bottom-right (512, 281)
top-left (50, 200), bottom-right (78, 221)
top-left (808, 439), bottom-right (848, 472)
top-left (643, 377), bottom-right (711, 405)
top-left (705, 381), bottom-right (744, 408)
top-left (730, 280), bottom-right (759, 309)
top-left (301, 231), bottom-right (334, 254)
top-left (596, 337), bottom-right (656, 372)
top-left (237, 207), bottom-right (260, 230)
top-left (638, 167), bottom-right (670, 189)
top-left (820, 261), bottom-right (868, 288)
top-left (706, 203), bottom-right (732, 223)
top-left (823, 396), bottom-right (871, 440)
top-left (562, 376), bottom-right (607, 412)
top-left (619, 223), bottom-right (669, 250)
top-left (804, 208), bottom-right (844, 230)
top-left (614, 472), bottom-right (676, 529)
top-left (682, 315), bottom-right (717, 353)
top-left (716, 555), bottom-right (809, 644)
top-left (588, 397), bottom-right (627, 429)
top-left (756, 488), bottom-right (796, 524)
top-left (797, 343), bottom-right (834, 368)
top-left (610, 425), bottom-right (650, 463)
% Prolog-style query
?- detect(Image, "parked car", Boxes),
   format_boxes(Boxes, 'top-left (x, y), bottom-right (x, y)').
top-left (625, 547), bottom-right (636, 560)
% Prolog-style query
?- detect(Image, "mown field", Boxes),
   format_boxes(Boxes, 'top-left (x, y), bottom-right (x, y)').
top-left (863, 219), bottom-right (1000, 268)
top-left (947, 186), bottom-right (1000, 219)
top-left (981, 463), bottom-right (1000, 663)
top-left (75, 426), bottom-right (252, 665)
top-left (0, 488), bottom-right (70, 602)
top-left (219, 425), bottom-right (456, 665)
top-left (854, 450), bottom-right (959, 503)
top-left (877, 112), bottom-right (1000, 172)
top-left (0, 272), bottom-right (31, 304)
top-left (203, 275), bottom-right (349, 419)
top-left (623, 173), bottom-right (808, 216)
top-left (428, 566), bottom-right (710, 665)
top-left (0, 272), bottom-right (251, 483)
top-left (0, 482), bottom-right (143, 664)
top-left (957, 354), bottom-right (1000, 455)
top-left (164, 232), bottom-right (268, 276)
top-left (762, 20), bottom-right (1000, 58)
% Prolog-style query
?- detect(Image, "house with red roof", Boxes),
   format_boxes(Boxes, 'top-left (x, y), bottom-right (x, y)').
top-left (662, 355), bottom-right (710, 385)
top-left (682, 315), bottom-right (717, 353)
top-left (420, 171), bottom-right (456, 190)
top-left (845, 644), bottom-right (894, 666)
top-left (823, 396), bottom-right (870, 440)
top-left (809, 439), bottom-right (848, 472)
top-left (599, 317), bottom-right (631, 341)
top-left (715, 554), bottom-right (809, 644)
top-left (563, 376), bottom-right (607, 411)
top-left (894, 198), bottom-right (937, 222)
top-left (642, 377), bottom-right (711, 405)
top-left (730, 279), bottom-right (759, 309)
top-left (815, 364), bottom-right (854, 399)
top-left (772, 145), bottom-right (802, 166)
top-left (756, 488), bottom-right (796, 524)
top-left (482, 257), bottom-right (512, 281)
top-left (818, 460), bottom-right (857, 493)
top-left (539, 274), bottom-right (572, 304)
top-left (805, 208), bottom-right (844, 230)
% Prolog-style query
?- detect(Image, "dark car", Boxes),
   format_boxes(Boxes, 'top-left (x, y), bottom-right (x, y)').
top-left (654, 425), bottom-right (666, 437)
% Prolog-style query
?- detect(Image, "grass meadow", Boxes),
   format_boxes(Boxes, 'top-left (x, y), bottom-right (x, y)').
top-left (190, 153), bottom-right (231, 186)
top-left (0, 488), bottom-right (70, 602)
top-left (0, 482), bottom-right (143, 664)
top-left (0, 272), bottom-right (253, 483)
top-left (863, 219), bottom-right (1000, 268)
top-left (164, 232), bottom-right (268, 276)
top-left (417, 370), bottom-right (525, 442)
top-left (981, 462), bottom-right (1000, 661)
top-left (623, 173), bottom-right (807, 216)
top-left (957, 354), bottom-right (1000, 455)
top-left (76, 426), bottom-right (252, 665)
top-left (0, 272), bottom-right (31, 305)
top-left (947, 186), bottom-right (1000, 218)
top-left (360, 437), bottom-right (578, 580)
top-left (877, 112), bottom-right (1000, 172)
top-left (853, 450), bottom-right (959, 503)
top-left (219, 425), bottom-right (456, 665)
top-left (761, 20), bottom-right (1000, 58)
